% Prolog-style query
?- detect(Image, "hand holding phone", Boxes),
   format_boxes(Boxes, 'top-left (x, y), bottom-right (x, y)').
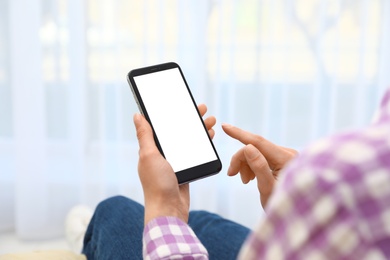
top-left (127, 62), bottom-right (222, 184)
top-left (134, 113), bottom-right (190, 224)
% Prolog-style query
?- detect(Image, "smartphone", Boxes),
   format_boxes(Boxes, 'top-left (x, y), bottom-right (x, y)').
top-left (127, 62), bottom-right (222, 184)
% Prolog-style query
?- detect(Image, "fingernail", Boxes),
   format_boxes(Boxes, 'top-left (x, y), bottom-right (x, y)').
top-left (134, 113), bottom-right (141, 123)
top-left (222, 123), bottom-right (232, 128)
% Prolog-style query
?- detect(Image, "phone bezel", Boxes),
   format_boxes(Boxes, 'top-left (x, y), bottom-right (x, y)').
top-left (127, 62), bottom-right (222, 184)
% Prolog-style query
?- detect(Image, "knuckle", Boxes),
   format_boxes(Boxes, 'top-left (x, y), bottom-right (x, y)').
top-left (139, 149), bottom-right (159, 161)
top-left (256, 159), bottom-right (269, 169)
top-left (136, 127), bottom-right (148, 141)
top-left (254, 135), bottom-right (266, 145)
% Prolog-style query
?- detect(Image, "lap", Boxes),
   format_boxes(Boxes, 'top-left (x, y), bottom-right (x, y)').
top-left (83, 196), bottom-right (250, 260)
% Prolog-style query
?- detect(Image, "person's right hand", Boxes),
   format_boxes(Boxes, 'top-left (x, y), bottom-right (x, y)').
top-left (222, 124), bottom-right (297, 209)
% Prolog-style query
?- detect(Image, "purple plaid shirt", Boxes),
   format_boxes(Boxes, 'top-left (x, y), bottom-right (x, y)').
top-left (144, 89), bottom-right (390, 259)
top-left (143, 217), bottom-right (208, 259)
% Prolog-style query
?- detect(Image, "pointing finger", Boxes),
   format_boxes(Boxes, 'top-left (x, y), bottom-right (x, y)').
top-left (222, 123), bottom-right (291, 166)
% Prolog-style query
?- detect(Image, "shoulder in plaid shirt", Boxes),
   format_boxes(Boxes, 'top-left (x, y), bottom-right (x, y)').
top-left (143, 89), bottom-right (390, 259)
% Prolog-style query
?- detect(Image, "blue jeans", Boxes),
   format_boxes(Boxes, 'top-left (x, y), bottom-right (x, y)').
top-left (83, 196), bottom-right (250, 259)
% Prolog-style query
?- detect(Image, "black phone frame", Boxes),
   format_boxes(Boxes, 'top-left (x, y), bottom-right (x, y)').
top-left (127, 62), bottom-right (222, 184)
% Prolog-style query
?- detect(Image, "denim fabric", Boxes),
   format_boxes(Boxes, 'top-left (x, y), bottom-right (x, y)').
top-left (82, 195), bottom-right (250, 260)
top-left (82, 196), bottom-right (145, 259)
top-left (188, 210), bottom-right (250, 260)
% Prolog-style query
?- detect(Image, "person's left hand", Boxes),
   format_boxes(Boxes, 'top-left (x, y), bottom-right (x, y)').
top-left (134, 104), bottom-right (216, 225)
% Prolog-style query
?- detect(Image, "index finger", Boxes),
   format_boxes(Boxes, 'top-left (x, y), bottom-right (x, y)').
top-left (222, 123), bottom-right (290, 164)
top-left (197, 103), bottom-right (207, 117)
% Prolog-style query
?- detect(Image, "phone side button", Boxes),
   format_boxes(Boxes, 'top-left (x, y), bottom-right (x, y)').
top-left (135, 100), bottom-right (143, 114)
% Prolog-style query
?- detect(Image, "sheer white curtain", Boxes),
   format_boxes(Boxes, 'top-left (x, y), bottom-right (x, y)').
top-left (0, 0), bottom-right (389, 240)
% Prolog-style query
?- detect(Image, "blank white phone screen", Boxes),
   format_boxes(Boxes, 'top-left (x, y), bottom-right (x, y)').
top-left (134, 68), bottom-right (217, 172)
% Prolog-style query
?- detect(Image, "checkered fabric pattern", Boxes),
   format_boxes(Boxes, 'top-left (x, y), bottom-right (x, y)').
top-left (239, 89), bottom-right (390, 259)
top-left (143, 216), bottom-right (208, 260)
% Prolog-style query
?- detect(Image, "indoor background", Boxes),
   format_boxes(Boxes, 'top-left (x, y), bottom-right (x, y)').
top-left (0, 0), bottom-right (389, 251)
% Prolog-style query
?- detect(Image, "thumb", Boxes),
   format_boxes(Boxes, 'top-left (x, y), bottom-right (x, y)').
top-left (244, 144), bottom-right (275, 187)
top-left (244, 144), bottom-right (264, 165)
top-left (133, 113), bottom-right (156, 150)
top-left (244, 144), bottom-right (277, 209)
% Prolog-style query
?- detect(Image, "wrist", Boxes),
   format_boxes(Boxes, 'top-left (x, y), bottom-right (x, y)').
top-left (144, 201), bottom-right (189, 225)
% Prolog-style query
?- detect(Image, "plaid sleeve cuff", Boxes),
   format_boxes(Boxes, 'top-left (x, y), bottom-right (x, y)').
top-left (143, 216), bottom-right (209, 260)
